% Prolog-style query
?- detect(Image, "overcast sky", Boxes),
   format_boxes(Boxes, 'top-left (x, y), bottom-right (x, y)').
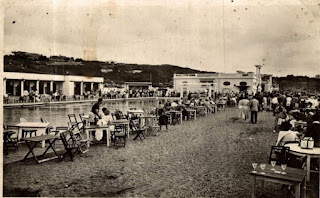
top-left (4, 0), bottom-right (320, 77)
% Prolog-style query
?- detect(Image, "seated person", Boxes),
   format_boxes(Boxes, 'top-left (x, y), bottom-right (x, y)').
top-left (305, 113), bottom-right (320, 147)
top-left (95, 108), bottom-right (114, 141)
top-left (171, 100), bottom-right (179, 108)
top-left (274, 107), bottom-right (289, 132)
top-left (276, 122), bottom-right (300, 146)
top-left (97, 108), bottom-right (113, 126)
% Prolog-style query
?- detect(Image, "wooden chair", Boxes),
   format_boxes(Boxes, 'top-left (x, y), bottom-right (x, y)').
top-left (60, 131), bottom-right (81, 161)
top-left (110, 124), bottom-right (126, 147)
top-left (268, 146), bottom-right (290, 165)
top-left (69, 130), bottom-right (89, 154)
top-left (68, 114), bottom-right (82, 132)
top-left (3, 125), bottom-right (19, 154)
top-left (78, 113), bottom-right (88, 131)
top-left (159, 114), bottom-right (169, 130)
top-left (130, 119), bottom-right (146, 141)
top-left (40, 117), bottom-right (54, 134)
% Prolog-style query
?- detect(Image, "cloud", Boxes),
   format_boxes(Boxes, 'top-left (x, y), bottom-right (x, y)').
top-left (4, 0), bottom-right (320, 76)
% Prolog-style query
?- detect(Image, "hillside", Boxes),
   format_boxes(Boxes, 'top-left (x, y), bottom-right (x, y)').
top-left (4, 52), bottom-right (215, 87)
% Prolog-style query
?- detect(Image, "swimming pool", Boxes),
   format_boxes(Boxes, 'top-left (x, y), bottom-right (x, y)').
top-left (3, 98), bottom-right (162, 128)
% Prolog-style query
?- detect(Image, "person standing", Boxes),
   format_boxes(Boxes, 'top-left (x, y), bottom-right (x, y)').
top-left (249, 96), bottom-right (259, 124)
top-left (305, 113), bottom-right (320, 147)
top-left (91, 98), bottom-right (103, 124)
top-left (238, 96), bottom-right (250, 121)
top-left (271, 95), bottom-right (279, 116)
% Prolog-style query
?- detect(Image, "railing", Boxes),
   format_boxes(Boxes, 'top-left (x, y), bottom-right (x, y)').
top-left (3, 93), bottom-right (182, 105)
top-left (174, 74), bottom-right (196, 77)
top-left (196, 73), bottom-right (218, 77)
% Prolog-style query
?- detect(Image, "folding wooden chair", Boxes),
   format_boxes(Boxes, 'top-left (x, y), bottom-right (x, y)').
top-left (69, 130), bottom-right (89, 153)
top-left (110, 124), bottom-right (126, 147)
top-left (268, 146), bottom-right (290, 165)
top-left (68, 114), bottom-right (82, 132)
top-left (159, 114), bottom-right (169, 131)
top-left (60, 131), bottom-right (81, 161)
top-left (130, 119), bottom-right (146, 141)
top-left (3, 125), bottom-right (20, 150)
top-left (40, 117), bottom-right (54, 134)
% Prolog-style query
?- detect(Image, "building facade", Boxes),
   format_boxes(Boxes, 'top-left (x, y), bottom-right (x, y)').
top-left (124, 82), bottom-right (152, 91)
top-left (3, 72), bottom-right (104, 97)
top-left (173, 72), bottom-right (258, 96)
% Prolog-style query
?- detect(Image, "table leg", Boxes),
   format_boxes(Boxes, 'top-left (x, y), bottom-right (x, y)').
top-left (194, 111), bottom-right (197, 120)
top-left (24, 141), bottom-right (39, 162)
top-left (306, 155), bottom-right (311, 182)
top-left (106, 128), bottom-right (110, 147)
top-left (251, 176), bottom-right (256, 198)
top-left (295, 183), bottom-right (300, 198)
top-left (41, 139), bottom-right (54, 156)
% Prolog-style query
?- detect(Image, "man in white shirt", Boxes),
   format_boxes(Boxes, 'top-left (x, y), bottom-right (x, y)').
top-left (286, 95), bottom-right (292, 111)
top-left (271, 96), bottom-right (279, 116)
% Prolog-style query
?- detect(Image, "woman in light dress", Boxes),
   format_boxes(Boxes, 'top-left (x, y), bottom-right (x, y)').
top-left (238, 96), bottom-right (250, 121)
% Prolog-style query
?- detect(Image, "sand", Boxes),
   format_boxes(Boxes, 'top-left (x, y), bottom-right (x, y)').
top-left (3, 108), bottom-right (319, 197)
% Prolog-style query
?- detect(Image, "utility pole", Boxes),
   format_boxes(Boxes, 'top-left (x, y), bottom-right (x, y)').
top-left (255, 65), bottom-right (262, 93)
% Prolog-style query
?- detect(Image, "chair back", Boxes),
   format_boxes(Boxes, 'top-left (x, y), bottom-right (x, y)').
top-left (268, 146), bottom-right (290, 165)
top-left (68, 114), bottom-right (81, 131)
top-left (78, 114), bottom-right (87, 128)
top-left (159, 115), bottom-right (169, 125)
top-left (68, 114), bottom-right (78, 123)
top-left (287, 153), bottom-right (307, 169)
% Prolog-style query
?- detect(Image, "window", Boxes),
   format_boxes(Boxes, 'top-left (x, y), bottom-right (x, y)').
top-left (223, 81), bottom-right (230, 86)
top-left (200, 80), bottom-right (214, 83)
top-left (240, 81), bottom-right (247, 86)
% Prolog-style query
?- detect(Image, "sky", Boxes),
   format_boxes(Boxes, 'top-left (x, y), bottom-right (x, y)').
top-left (3, 0), bottom-right (320, 77)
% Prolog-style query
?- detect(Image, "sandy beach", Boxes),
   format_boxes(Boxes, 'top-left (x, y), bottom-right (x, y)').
top-left (3, 107), bottom-right (319, 197)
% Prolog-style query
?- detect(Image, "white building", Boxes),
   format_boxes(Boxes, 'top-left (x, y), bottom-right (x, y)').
top-left (3, 72), bottom-right (104, 97)
top-left (173, 72), bottom-right (258, 96)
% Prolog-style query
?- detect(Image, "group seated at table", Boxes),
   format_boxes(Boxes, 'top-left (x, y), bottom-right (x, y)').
top-left (275, 112), bottom-right (320, 148)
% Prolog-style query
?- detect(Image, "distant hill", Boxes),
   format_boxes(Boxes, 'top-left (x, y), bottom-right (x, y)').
top-left (4, 52), bottom-right (215, 87)
top-left (273, 75), bottom-right (320, 93)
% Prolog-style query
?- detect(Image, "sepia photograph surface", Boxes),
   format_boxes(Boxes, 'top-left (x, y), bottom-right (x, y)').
top-left (2, 0), bottom-right (320, 197)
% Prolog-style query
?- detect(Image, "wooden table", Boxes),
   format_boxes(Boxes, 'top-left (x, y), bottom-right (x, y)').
top-left (16, 122), bottom-right (51, 148)
top-left (210, 104), bottom-right (217, 113)
top-left (22, 135), bottom-right (60, 163)
top-left (127, 109), bottom-right (144, 118)
top-left (185, 108), bottom-right (197, 120)
top-left (139, 115), bottom-right (160, 134)
top-left (250, 164), bottom-right (306, 198)
top-left (195, 106), bottom-right (208, 116)
top-left (84, 125), bottom-right (110, 147)
top-left (110, 119), bottom-right (130, 138)
top-left (286, 143), bottom-right (320, 182)
top-left (166, 110), bottom-right (183, 124)
top-left (217, 101), bottom-right (226, 111)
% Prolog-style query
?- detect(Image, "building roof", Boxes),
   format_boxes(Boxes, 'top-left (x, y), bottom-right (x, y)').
top-left (124, 82), bottom-right (152, 86)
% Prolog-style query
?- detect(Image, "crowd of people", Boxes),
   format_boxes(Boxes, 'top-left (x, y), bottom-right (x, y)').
top-left (228, 91), bottom-right (320, 150)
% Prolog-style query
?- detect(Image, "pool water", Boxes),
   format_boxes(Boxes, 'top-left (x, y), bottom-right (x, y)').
top-left (3, 98), bottom-right (161, 128)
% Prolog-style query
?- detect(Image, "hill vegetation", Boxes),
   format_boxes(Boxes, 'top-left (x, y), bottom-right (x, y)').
top-left (4, 52), bottom-right (215, 87)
